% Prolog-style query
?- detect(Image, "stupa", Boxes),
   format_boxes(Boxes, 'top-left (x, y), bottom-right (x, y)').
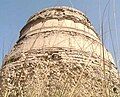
top-left (0, 6), bottom-right (119, 97)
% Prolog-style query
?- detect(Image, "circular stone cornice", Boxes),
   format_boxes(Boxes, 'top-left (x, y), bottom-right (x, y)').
top-left (27, 6), bottom-right (87, 23)
top-left (20, 6), bottom-right (99, 39)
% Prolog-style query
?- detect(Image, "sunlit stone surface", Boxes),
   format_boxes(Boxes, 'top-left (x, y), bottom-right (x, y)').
top-left (0, 6), bottom-right (119, 97)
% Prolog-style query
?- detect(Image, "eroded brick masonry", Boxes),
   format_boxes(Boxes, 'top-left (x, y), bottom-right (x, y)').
top-left (0, 6), bottom-right (120, 97)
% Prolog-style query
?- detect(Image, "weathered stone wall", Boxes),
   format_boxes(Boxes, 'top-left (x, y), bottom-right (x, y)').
top-left (0, 6), bottom-right (119, 97)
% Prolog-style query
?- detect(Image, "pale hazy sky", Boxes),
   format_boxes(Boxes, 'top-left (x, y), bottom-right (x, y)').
top-left (0, 0), bottom-right (120, 69)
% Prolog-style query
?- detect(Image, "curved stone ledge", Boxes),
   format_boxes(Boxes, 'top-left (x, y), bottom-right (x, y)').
top-left (20, 6), bottom-right (97, 39)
